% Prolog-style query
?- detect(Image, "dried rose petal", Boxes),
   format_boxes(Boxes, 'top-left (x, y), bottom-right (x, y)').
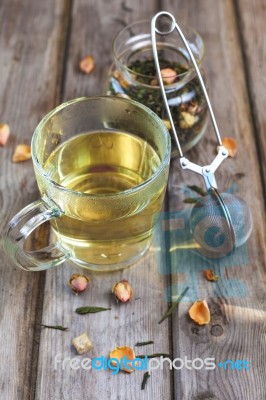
top-left (160, 68), bottom-right (177, 84)
top-left (113, 70), bottom-right (131, 89)
top-left (179, 111), bottom-right (199, 129)
top-left (79, 55), bottom-right (95, 74)
top-left (150, 78), bottom-right (158, 86)
top-left (12, 144), bottom-right (31, 162)
top-left (109, 346), bottom-right (136, 373)
top-left (68, 274), bottom-right (90, 294)
top-left (188, 103), bottom-right (198, 115)
top-left (162, 119), bottom-right (171, 130)
top-left (112, 279), bottom-right (133, 303)
top-left (188, 300), bottom-right (211, 325)
top-left (0, 123), bottom-right (10, 146)
top-left (203, 269), bottom-right (220, 282)
top-left (221, 137), bottom-right (237, 158)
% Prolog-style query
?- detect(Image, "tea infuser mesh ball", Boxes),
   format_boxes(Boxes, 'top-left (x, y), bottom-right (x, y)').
top-left (190, 189), bottom-right (252, 257)
top-left (151, 12), bottom-right (252, 256)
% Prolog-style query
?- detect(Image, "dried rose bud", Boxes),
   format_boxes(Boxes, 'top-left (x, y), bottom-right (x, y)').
top-left (112, 279), bottom-right (133, 303)
top-left (0, 123), bottom-right (10, 146)
top-left (79, 55), bottom-right (95, 74)
top-left (68, 273), bottom-right (90, 294)
top-left (203, 269), bottom-right (220, 282)
top-left (160, 68), bottom-right (177, 84)
top-left (12, 144), bottom-right (31, 162)
top-left (188, 300), bottom-right (211, 325)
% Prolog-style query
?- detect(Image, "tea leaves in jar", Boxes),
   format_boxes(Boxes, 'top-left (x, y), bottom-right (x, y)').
top-left (108, 58), bottom-right (208, 154)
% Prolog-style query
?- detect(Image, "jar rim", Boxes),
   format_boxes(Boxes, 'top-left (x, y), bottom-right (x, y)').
top-left (112, 18), bottom-right (205, 84)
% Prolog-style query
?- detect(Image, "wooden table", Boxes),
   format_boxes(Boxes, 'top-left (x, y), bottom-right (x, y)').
top-left (0, 0), bottom-right (265, 399)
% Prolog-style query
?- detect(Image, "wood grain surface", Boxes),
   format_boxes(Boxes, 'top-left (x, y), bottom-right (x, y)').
top-left (235, 0), bottom-right (266, 200)
top-left (163, 0), bottom-right (266, 399)
top-left (0, 0), bottom-right (69, 399)
top-left (0, 0), bottom-right (265, 399)
top-left (36, 1), bottom-right (173, 400)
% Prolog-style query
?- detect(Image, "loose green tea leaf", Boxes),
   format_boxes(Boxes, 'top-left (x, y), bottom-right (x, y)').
top-left (75, 306), bottom-right (111, 315)
top-left (234, 172), bottom-right (245, 180)
top-left (141, 372), bottom-right (151, 390)
top-left (158, 287), bottom-right (189, 324)
top-left (135, 341), bottom-right (154, 347)
top-left (183, 197), bottom-right (199, 204)
top-left (41, 324), bottom-right (68, 331)
top-left (187, 185), bottom-right (207, 197)
top-left (137, 353), bottom-right (170, 359)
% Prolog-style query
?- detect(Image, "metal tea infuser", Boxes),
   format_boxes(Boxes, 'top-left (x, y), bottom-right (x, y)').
top-left (151, 11), bottom-right (252, 257)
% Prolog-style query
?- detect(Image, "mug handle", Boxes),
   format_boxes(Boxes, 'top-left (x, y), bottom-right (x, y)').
top-left (3, 198), bottom-right (70, 271)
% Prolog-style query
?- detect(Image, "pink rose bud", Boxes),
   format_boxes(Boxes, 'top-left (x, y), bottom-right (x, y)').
top-left (68, 274), bottom-right (90, 295)
top-left (112, 279), bottom-right (133, 303)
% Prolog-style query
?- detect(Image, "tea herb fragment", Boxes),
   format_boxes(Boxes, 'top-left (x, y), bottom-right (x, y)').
top-left (187, 185), bottom-right (207, 197)
top-left (234, 172), bottom-right (245, 180)
top-left (183, 197), bottom-right (199, 204)
top-left (141, 372), bottom-right (151, 390)
top-left (79, 55), bottom-right (95, 74)
top-left (0, 123), bottom-right (10, 146)
top-left (203, 269), bottom-right (220, 282)
top-left (41, 324), bottom-right (68, 331)
top-left (135, 341), bottom-right (154, 347)
top-left (158, 286), bottom-right (189, 324)
top-left (179, 111), bottom-right (199, 129)
top-left (12, 144), bottom-right (31, 162)
top-left (162, 119), bottom-right (171, 130)
top-left (75, 306), bottom-right (111, 315)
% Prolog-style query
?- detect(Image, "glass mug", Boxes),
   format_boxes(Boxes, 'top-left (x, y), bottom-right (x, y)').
top-left (106, 19), bottom-right (208, 157)
top-left (4, 96), bottom-right (171, 272)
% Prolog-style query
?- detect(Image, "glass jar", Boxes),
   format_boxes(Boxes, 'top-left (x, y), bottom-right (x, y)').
top-left (106, 19), bottom-right (208, 156)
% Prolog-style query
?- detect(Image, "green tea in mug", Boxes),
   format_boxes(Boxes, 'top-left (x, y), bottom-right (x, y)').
top-left (4, 97), bottom-right (170, 272)
top-left (44, 130), bottom-right (165, 266)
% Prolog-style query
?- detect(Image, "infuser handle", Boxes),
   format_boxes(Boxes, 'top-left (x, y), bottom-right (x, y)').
top-left (151, 11), bottom-right (227, 180)
top-left (180, 146), bottom-right (229, 190)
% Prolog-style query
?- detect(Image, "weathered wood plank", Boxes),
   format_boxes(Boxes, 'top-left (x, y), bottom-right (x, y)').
top-left (0, 0), bottom-right (71, 399)
top-left (234, 0), bottom-right (266, 201)
top-left (161, 0), bottom-right (266, 399)
top-left (61, 0), bottom-right (160, 99)
top-left (35, 1), bottom-right (174, 400)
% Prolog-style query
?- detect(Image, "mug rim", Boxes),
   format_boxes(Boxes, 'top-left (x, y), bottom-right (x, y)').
top-left (31, 96), bottom-right (171, 199)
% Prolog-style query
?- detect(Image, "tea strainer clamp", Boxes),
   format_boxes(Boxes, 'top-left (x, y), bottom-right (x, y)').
top-left (151, 11), bottom-right (238, 255)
